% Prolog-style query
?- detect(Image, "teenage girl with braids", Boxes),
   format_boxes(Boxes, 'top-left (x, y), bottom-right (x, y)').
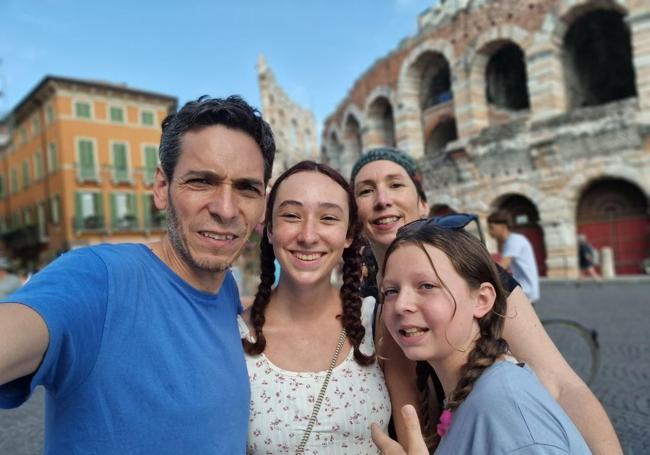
top-left (376, 223), bottom-right (591, 454)
top-left (351, 148), bottom-right (621, 454)
top-left (238, 161), bottom-right (390, 454)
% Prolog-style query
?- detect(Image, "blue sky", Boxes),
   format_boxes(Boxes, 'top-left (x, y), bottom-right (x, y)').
top-left (0, 0), bottom-right (434, 132)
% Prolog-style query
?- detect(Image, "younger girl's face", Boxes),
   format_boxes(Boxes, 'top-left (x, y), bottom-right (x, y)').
top-left (269, 171), bottom-right (351, 287)
top-left (382, 243), bottom-right (481, 366)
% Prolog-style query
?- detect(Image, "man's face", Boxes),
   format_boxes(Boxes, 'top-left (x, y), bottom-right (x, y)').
top-left (154, 125), bottom-right (266, 275)
top-left (487, 223), bottom-right (506, 241)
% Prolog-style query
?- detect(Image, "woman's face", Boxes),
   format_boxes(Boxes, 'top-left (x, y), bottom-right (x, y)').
top-left (353, 160), bottom-right (428, 250)
top-left (381, 243), bottom-right (480, 366)
top-left (269, 171), bottom-right (351, 288)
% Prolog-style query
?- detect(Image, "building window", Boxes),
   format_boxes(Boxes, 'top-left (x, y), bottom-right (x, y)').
top-left (22, 160), bottom-right (31, 189)
top-left (34, 151), bottom-right (44, 180)
top-left (75, 192), bottom-right (104, 230)
top-left (142, 193), bottom-right (166, 229)
top-left (77, 139), bottom-right (98, 182)
top-left (23, 206), bottom-right (33, 226)
top-left (110, 106), bottom-right (125, 123)
top-left (37, 201), bottom-right (48, 240)
top-left (112, 142), bottom-right (131, 183)
top-left (48, 142), bottom-right (59, 173)
top-left (141, 109), bottom-right (155, 126)
top-left (0, 175), bottom-right (4, 198)
top-left (51, 194), bottom-right (61, 225)
top-left (31, 115), bottom-right (41, 135)
top-left (75, 101), bottom-right (92, 119)
top-left (111, 192), bottom-right (138, 230)
top-left (45, 103), bottom-right (55, 124)
top-left (10, 168), bottom-right (18, 194)
top-left (143, 145), bottom-right (158, 185)
top-left (18, 127), bottom-right (27, 145)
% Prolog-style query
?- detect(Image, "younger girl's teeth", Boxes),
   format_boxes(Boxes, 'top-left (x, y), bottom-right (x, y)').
top-left (402, 328), bottom-right (427, 337)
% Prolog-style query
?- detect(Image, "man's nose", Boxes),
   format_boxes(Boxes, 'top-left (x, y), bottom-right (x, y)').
top-left (208, 185), bottom-right (238, 222)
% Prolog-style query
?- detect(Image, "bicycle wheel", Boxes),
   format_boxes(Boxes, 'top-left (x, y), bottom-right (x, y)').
top-left (542, 319), bottom-right (600, 386)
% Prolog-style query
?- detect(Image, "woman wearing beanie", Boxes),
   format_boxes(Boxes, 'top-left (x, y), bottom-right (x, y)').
top-left (350, 148), bottom-right (621, 454)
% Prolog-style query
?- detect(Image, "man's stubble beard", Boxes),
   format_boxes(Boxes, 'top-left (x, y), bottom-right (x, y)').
top-left (166, 194), bottom-right (238, 274)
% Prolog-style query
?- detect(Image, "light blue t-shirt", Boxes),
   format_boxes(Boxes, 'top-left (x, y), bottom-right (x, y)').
top-left (503, 232), bottom-right (540, 302)
top-left (0, 243), bottom-right (249, 454)
top-left (437, 361), bottom-right (591, 454)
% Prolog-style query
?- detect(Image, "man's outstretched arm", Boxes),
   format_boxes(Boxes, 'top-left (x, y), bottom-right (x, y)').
top-left (0, 303), bottom-right (48, 386)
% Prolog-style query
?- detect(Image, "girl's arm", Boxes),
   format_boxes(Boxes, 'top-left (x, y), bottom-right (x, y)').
top-left (503, 287), bottom-right (622, 455)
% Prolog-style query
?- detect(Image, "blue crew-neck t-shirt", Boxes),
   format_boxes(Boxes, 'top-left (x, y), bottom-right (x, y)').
top-left (0, 243), bottom-right (250, 454)
top-left (437, 361), bottom-right (591, 454)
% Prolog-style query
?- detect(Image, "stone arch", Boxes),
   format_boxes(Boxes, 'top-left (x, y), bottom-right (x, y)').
top-left (365, 89), bottom-right (397, 149)
top-left (575, 176), bottom-right (649, 274)
top-left (492, 192), bottom-right (548, 276)
top-left (467, 26), bottom-right (534, 129)
top-left (323, 124), bottom-right (344, 170)
top-left (396, 39), bottom-right (456, 158)
top-left (556, 0), bottom-right (629, 28)
top-left (424, 117), bottom-right (458, 157)
top-left (340, 109), bottom-right (363, 178)
top-left (558, 3), bottom-right (637, 108)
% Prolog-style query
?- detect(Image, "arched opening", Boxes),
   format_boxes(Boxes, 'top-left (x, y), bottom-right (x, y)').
top-left (425, 118), bottom-right (458, 157)
top-left (497, 194), bottom-right (547, 276)
top-left (577, 178), bottom-right (649, 275)
top-left (563, 9), bottom-right (637, 108)
top-left (343, 114), bottom-right (362, 160)
top-left (418, 53), bottom-right (452, 110)
top-left (326, 132), bottom-right (343, 170)
top-left (485, 42), bottom-right (531, 112)
top-left (367, 97), bottom-right (396, 148)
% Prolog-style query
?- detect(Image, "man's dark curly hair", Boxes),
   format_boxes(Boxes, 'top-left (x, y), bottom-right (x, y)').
top-left (159, 95), bottom-right (275, 183)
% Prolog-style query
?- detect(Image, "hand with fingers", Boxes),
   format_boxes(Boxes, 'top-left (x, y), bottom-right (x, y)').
top-left (371, 405), bottom-right (430, 455)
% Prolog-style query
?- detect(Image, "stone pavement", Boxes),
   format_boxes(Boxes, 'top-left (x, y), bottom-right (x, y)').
top-left (1, 278), bottom-right (648, 454)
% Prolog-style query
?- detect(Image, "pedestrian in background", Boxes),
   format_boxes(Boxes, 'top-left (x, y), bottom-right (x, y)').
top-left (578, 234), bottom-right (601, 279)
top-left (487, 210), bottom-right (540, 304)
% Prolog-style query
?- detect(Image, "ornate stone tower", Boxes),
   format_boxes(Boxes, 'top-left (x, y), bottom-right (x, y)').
top-left (257, 55), bottom-right (319, 180)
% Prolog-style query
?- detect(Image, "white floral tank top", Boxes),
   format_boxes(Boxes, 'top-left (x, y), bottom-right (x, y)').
top-left (238, 297), bottom-right (390, 454)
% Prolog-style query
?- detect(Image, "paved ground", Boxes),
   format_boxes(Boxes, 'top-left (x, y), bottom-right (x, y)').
top-left (1, 278), bottom-right (648, 454)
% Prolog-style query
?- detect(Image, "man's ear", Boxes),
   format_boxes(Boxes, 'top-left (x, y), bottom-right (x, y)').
top-left (473, 282), bottom-right (496, 319)
top-left (153, 167), bottom-right (169, 210)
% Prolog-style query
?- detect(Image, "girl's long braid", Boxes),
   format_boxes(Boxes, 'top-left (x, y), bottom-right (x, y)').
top-left (445, 313), bottom-right (508, 412)
top-left (242, 229), bottom-right (276, 355)
top-left (340, 234), bottom-right (374, 366)
top-left (415, 361), bottom-right (438, 452)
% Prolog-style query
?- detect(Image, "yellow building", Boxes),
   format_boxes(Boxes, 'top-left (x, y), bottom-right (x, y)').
top-left (0, 76), bottom-right (177, 269)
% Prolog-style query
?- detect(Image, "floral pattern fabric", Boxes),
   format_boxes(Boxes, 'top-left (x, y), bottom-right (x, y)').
top-left (239, 297), bottom-right (390, 454)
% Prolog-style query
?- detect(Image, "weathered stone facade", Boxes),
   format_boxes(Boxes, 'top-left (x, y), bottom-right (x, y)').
top-left (257, 55), bottom-right (318, 179)
top-left (322, 0), bottom-right (650, 277)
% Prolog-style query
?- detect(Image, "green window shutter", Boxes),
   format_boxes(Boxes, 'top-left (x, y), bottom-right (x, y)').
top-left (142, 194), bottom-right (152, 229)
top-left (0, 176), bottom-right (4, 198)
top-left (128, 193), bottom-right (138, 229)
top-left (94, 193), bottom-right (104, 228)
top-left (74, 192), bottom-right (83, 230)
top-left (76, 102), bottom-right (90, 119)
top-left (110, 193), bottom-right (117, 229)
top-left (22, 160), bottom-right (30, 188)
top-left (110, 107), bottom-right (124, 123)
top-left (144, 146), bottom-right (158, 184)
top-left (113, 144), bottom-right (128, 182)
top-left (141, 110), bottom-right (154, 126)
top-left (35, 153), bottom-right (43, 179)
top-left (79, 141), bottom-right (96, 180)
top-left (49, 143), bottom-right (59, 172)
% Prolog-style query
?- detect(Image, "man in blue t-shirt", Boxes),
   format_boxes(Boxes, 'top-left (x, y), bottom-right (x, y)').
top-left (488, 210), bottom-right (540, 303)
top-left (0, 95), bottom-right (276, 454)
